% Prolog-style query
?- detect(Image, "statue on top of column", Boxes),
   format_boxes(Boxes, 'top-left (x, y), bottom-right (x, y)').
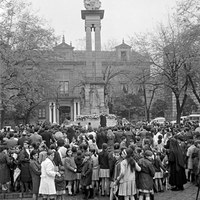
top-left (84, 0), bottom-right (101, 10)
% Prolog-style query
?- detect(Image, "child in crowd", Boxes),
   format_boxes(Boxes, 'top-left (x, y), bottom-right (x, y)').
top-left (55, 167), bottom-right (66, 200)
top-left (138, 150), bottom-right (155, 200)
top-left (153, 152), bottom-right (167, 192)
top-left (74, 150), bottom-right (83, 194)
top-left (91, 148), bottom-right (99, 197)
top-left (80, 152), bottom-right (93, 200)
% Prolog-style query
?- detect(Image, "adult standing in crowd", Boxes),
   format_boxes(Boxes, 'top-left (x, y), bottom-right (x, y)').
top-left (168, 138), bottom-right (187, 191)
top-left (29, 150), bottom-right (41, 200)
top-left (0, 146), bottom-right (11, 192)
top-left (29, 127), bottom-right (42, 145)
top-left (5, 132), bottom-right (18, 149)
top-left (18, 140), bottom-right (32, 192)
top-left (39, 149), bottom-right (61, 200)
top-left (40, 126), bottom-right (55, 148)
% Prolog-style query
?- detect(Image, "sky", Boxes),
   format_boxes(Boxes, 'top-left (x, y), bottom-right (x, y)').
top-left (29, 0), bottom-right (178, 49)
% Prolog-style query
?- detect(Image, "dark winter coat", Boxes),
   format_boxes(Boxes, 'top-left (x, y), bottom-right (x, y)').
top-left (168, 150), bottom-right (187, 187)
top-left (137, 157), bottom-right (155, 191)
top-left (29, 159), bottom-right (41, 194)
top-left (98, 150), bottom-right (109, 169)
top-left (80, 158), bottom-right (93, 187)
top-left (63, 156), bottom-right (77, 181)
top-left (0, 152), bottom-right (11, 184)
top-left (18, 149), bottom-right (31, 182)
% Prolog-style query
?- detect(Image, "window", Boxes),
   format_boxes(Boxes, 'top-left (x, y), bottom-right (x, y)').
top-left (121, 51), bottom-right (127, 61)
top-left (59, 81), bottom-right (69, 94)
top-left (38, 108), bottom-right (46, 118)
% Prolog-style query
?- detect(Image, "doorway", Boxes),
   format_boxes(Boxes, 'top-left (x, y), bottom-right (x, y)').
top-left (59, 106), bottom-right (71, 124)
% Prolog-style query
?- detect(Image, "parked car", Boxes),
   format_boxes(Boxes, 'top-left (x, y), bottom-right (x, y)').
top-left (188, 114), bottom-right (200, 126)
top-left (149, 117), bottom-right (166, 125)
top-left (170, 116), bottom-right (188, 125)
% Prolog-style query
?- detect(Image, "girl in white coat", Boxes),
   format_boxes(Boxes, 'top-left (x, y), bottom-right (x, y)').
top-left (39, 150), bottom-right (61, 200)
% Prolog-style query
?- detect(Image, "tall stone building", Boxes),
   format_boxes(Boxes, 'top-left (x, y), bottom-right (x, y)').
top-left (2, 0), bottom-right (150, 126)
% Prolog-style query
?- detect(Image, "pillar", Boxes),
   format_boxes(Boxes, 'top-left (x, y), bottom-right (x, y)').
top-left (86, 26), bottom-right (92, 51)
top-left (49, 102), bottom-right (56, 124)
top-left (53, 103), bottom-right (56, 123)
top-left (74, 101), bottom-right (76, 121)
top-left (78, 102), bottom-right (81, 116)
top-left (95, 26), bottom-right (101, 51)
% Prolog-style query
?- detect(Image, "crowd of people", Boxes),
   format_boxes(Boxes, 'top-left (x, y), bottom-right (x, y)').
top-left (0, 119), bottom-right (199, 200)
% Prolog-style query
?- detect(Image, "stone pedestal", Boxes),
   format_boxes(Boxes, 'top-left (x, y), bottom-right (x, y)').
top-left (82, 82), bottom-right (108, 115)
top-left (81, 9), bottom-right (108, 115)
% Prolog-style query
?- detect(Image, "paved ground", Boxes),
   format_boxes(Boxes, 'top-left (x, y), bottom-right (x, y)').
top-left (155, 182), bottom-right (198, 200)
top-left (1, 182), bottom-right (198, 200)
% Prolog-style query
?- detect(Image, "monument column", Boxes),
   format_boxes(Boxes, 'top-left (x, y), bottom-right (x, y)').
top-left (81, 0), bottom-right (108, 115)
top-left (95, 26), bottom-right (101, 51)
top-left (86, 26), bottom-right (92, 51)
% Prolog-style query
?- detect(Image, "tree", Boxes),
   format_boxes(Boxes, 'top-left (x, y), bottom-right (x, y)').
top-left (112, 93), bottom-right (145, 121)
top-left (102, 65), bottom-right (130, 110)
top-left (182, 95), bottom-right (198, 116)
top-left (132, 68), bottom-right (162, 122)
top-left (176, 0), bottom-right (200, 105)
top-left (151, 99), bottom-right (168, 119)
top-left (130, 6), bottom-right (200, 123)
top-left (0, 0), bottom-right (57, 125)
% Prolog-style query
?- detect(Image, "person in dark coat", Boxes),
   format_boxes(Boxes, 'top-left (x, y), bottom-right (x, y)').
top-left (29, 150), bottom-right (41, 200)
top-left (168, 138), bottom-right (187, 191)
top-left (18, 140), bottom-right (32, 192)
top-left (100, 114), bottom-right (107, 127)
top-left (0, 146), bottom-right (11, 192)
top-left (98, 143), bottom-right (110, 196)
top-left (40, 126), bottom-right (55, 148)
top-left (18, 131), bottom-right (29, 147)
top-left (63, 149), bottom-right (77, 195)
top-left (137, 150), bottom-right (155, 200)
top-left (80, 151), bottom-right (93, 200)
top-left (74, 150), bottom-right (83, 194)
top-left (96, 128), bottom-right (107, 150)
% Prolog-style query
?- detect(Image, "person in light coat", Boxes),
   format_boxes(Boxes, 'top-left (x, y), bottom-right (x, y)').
top-left (39, 149), bottom-right (61, 200)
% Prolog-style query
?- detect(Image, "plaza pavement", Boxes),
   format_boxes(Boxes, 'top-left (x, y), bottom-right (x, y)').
top-left (1, 182), bottom-right (198, 200)
top-left (154, 182), bottom-right (198, 200)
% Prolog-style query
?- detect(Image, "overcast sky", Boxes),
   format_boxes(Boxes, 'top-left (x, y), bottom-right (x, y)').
top-left (29, 0), bottom-right (178, 48)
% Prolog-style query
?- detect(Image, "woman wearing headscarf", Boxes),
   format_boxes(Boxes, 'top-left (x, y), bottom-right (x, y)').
top-left (168, 138), bottom-right (187, 191)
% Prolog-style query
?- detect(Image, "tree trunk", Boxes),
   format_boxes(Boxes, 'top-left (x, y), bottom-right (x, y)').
top-left (25, 111), bottom-right (31, 124)
top-left (176, 97), bottom-right (182, 124)
top-left (188, 75), bottom-right (200, 103)
top-left (146, 108), bottom-right (150, 123)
